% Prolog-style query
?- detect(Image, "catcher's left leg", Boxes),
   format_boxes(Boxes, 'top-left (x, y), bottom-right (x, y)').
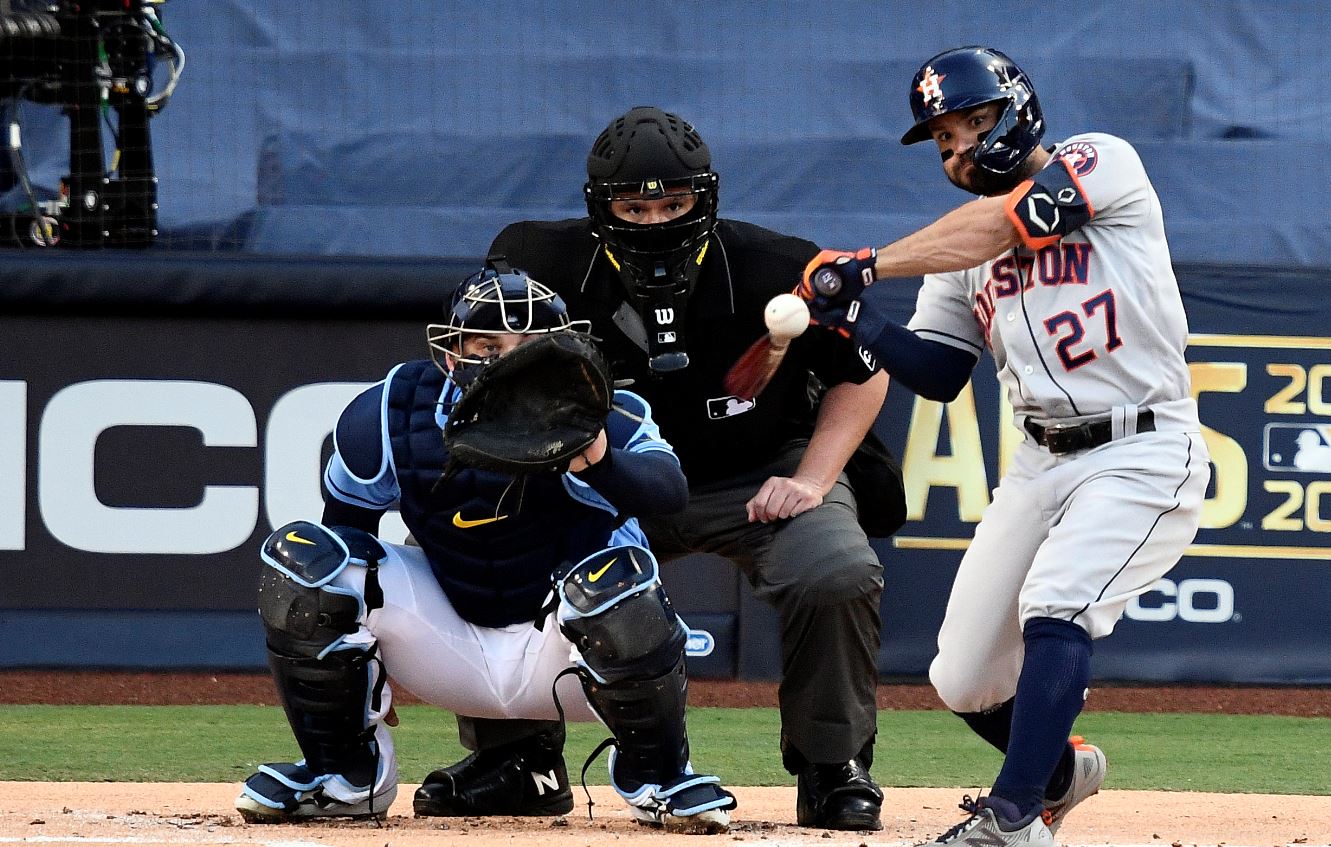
top-left (236, 521), bottom-right (398, 822)
top-left (557, 544), bottom-right (736, 833)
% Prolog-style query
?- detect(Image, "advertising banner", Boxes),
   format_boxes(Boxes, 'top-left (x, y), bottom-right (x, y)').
top-left (2, 263), bottom-right (1327, 682)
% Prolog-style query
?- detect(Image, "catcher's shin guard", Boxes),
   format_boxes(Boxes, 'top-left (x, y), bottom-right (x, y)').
top-left (252, 522), bottom-right (390, 786)
top-left (583, 659), bottom-right (689, 787)
top-left (266, 648), bottom-right (383, 783)
top-left (558, 545), bottom-right (735, 829)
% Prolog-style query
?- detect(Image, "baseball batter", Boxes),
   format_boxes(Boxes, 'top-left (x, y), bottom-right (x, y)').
top-left (802, 46), bottom-right (1210, 846)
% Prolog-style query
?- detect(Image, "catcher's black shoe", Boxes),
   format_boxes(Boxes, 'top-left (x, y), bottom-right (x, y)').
top-left (413, 730), bottom-right (574, 817)
top-left (795, 758), bottom-right (884, 831)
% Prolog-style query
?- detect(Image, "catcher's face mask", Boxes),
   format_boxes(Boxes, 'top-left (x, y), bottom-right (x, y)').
top-left (427, 267), bottom-right (589, 387)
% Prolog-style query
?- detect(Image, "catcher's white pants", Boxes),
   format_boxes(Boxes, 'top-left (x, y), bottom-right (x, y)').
top-left (929, 430), bottom-right (1210, 713)
top-left (330, 541), bottom-right (596, 722)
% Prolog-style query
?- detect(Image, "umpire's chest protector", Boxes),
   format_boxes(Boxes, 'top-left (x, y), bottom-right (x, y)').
top-left (385, 361), bottom-right (616, 627)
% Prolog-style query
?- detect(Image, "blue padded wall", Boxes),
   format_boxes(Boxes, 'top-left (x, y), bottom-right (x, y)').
top-left (11, 1), bottom-right (1328, 266)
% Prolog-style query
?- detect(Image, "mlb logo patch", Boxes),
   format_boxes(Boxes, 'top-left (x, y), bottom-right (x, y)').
top-left (1264, 422), bottom-right (1331, 472)
top-left (707, 395), bottom-right (755, 420)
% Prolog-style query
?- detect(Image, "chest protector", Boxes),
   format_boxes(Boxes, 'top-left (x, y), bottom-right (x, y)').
top-left (386, 361), bottom-right (616, 627)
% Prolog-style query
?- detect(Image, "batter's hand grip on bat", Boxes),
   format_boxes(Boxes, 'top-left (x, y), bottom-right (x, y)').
top-left (798, 247), bottom-right (877, 337)
top-left (812, 267), bottom-right (843, 298)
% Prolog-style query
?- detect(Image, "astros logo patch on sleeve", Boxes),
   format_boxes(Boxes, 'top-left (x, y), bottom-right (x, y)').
top-left (1054, 141), bottom-right (1099, 177)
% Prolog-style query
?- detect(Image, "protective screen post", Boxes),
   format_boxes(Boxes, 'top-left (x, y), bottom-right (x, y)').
top-left (0, 0), bottom-right (176, 248)
top-left (101, 0), bottom-right (156, 247)
top-left (57, 3), bottom-right (105, 247)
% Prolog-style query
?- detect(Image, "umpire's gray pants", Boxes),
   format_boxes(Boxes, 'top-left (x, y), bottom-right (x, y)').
top-left (641, 442), bottom-right (884, 769)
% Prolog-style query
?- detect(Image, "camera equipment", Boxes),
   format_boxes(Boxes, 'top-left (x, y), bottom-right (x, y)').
top-left (0, 0), bottom-right (183, 247)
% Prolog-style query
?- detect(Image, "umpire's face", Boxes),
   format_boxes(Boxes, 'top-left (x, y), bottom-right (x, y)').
top-left (608, 191), bottom-right (698, 225)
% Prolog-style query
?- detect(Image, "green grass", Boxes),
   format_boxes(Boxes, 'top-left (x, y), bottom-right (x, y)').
top-left (1, 705), bottom-right (1328, 795)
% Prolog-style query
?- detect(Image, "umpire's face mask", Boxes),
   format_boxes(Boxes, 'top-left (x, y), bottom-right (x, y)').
top-left (591, 180), bottom-right (717, 374)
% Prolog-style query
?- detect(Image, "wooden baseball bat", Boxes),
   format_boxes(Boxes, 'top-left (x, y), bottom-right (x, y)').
top-left (723, 332), bottom-right (794, 400)
top-left (723, 293), bottom-right (811, 400)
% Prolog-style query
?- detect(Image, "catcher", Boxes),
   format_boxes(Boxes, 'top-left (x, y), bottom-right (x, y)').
top-left (235, 260), bottom-right (737, 833)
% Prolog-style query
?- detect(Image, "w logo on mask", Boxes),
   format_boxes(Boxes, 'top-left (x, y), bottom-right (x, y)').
top-left (654, 308), bottom-right (675, 325)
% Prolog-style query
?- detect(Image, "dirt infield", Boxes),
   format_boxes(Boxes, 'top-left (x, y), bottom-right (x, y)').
top-left (3, 782), bottom-right (1330, 847)
top-left (4, 673), bottom-right (1331, 845)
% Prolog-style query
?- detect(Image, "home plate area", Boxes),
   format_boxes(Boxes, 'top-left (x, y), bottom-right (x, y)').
top-left (0, 784), bottom-right (1328, 847)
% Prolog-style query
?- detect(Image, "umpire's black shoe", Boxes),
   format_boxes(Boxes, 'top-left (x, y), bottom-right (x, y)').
top-left (796, 758), bottom-right (884, 831)
top-left (413, 730), bottom-right (574, 817)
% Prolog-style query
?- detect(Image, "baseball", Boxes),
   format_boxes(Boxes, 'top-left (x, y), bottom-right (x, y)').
top-left (764, 293), bottom-right (810, 339)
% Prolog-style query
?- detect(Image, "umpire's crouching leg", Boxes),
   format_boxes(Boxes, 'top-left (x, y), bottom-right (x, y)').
top-left (759, 477), bottom-right (883, 770)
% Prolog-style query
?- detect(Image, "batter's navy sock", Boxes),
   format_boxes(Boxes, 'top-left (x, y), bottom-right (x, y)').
top-left (990, 617), bottom-right (1092, 818)
top-left (956, 698), bottom-right (1013, 753)
top-left (1045, 743), bottom-right (1077, 800)
top-left (957, 698), bottom-right (1077, 801)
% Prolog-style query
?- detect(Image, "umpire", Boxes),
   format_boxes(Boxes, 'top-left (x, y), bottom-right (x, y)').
top-left (437, 106), bottom-right (903, 831)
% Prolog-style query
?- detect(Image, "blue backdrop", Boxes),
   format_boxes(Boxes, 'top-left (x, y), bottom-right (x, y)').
top-left (6, 1), bottom-right (1330, 265)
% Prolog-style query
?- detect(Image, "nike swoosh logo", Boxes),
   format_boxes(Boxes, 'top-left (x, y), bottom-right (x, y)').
top-left (285, 530), bottom-right (316, 546)
top-left (453, 512), bottom-right (508, 529)
top-left (588, 558), bottom-right (617, 582)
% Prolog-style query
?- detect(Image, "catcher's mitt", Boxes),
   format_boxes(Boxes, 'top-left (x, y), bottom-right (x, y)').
top-left (443, 332), bottom-right (614, 474)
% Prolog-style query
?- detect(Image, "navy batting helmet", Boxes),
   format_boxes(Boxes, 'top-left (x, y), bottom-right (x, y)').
top-left (900, 46), bottom-right (1044, 176)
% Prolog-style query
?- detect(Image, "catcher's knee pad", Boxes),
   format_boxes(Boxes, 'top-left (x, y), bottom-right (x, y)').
top-left (556, 544), bottom-right (686, 684)
top-left (558, 545), bottom-right (693, 788)
top-left (259, 521), bottom-right (388, 779)
top-left (259, 520), bottom-right (385, 656)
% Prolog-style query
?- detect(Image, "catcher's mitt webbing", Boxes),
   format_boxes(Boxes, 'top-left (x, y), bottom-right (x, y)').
top-left (443, 332), bottom-right (613, 474)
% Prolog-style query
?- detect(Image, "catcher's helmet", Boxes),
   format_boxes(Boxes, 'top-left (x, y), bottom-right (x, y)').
top-left (900, 46), bottom-right (1044, 177)
top-left (427, 258), bottom-right (590, 383)
top-left (584, 106), bottom-right (718, 301)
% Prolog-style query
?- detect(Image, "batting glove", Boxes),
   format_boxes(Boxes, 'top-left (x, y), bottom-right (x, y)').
top-left (797, 247), bottom-right (877, 337)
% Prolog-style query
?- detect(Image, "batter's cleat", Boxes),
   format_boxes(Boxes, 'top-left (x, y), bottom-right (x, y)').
top-left (795, 758), bottom-right (884, 831)
top-left (927, 795), bottom-right (1055, 846)
top-left (235, 762), bottom-right (397, 822)
top-left (413, 731), bottom-right (574, 817)
top-left (609, 750), bottom-right (736, 834)
top-left (1042, 735), bottom-right (1106, 835)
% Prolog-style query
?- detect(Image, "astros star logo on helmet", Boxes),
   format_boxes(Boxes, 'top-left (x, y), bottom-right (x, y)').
top-left (918, 66), bottom-right (947, 108)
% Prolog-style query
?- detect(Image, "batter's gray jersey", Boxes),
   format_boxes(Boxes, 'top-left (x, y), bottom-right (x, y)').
top-left (908, 132), bottom-right (1198, 431)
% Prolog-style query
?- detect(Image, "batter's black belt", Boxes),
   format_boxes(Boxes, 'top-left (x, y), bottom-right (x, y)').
top-left (1024, 409), bottom-right (1155, 454)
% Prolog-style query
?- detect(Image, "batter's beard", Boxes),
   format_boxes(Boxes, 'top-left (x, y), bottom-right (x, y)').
top-left (947, 150), bottom-right (1041, 197)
